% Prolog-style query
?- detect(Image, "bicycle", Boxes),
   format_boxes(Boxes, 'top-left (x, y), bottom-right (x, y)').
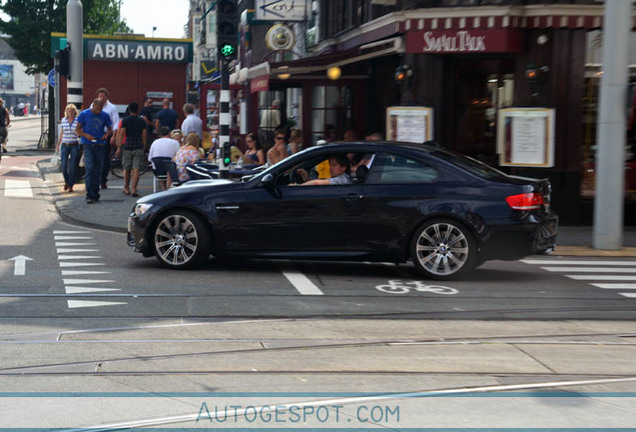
top-left (109, 147), bottom-right (150, 178)
top-left (375, 279), bottom-right (458, 295)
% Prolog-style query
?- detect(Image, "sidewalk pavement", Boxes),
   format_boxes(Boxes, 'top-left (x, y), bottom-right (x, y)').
top-left (36, 157), bottom-right (636, 256)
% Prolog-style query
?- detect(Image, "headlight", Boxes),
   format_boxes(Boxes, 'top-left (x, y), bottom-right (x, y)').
top-left (134, 203), bottom-right (154, 216)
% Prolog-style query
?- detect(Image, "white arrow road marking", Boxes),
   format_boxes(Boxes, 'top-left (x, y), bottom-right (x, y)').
top-left (63, 279), bottom-right (115, 285)
top-left (61, 270), bottom-right (110, 276)
top-left (59, 262), bottom-right (105, 268)
top-left (57, 248), bottom-right (100, 253)
top-left (8, 255), bottom-right (33, 276)
top-left (54, 236), bottom-right (93, 240)
top-left (55, 242), bottom-right (96, 247)
top-left (67, 300), bottom-right (127, 309)
top-left (53, 231), bottom-right (91, 234)
top-left (4, 180), bottom-right (33, 198)
top-left (58, 255), bottom-right (102, 260)
top-left (65, 287), bottom-right (121, 294)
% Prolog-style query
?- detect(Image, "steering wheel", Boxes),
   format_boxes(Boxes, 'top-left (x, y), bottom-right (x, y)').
top-left (288, 171), bottom-right (304, 185)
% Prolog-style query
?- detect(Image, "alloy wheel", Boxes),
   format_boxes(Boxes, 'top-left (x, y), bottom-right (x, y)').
top-left (415, 222), bottom-right (470, 277)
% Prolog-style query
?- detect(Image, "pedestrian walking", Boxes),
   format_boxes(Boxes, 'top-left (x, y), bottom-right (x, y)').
top-left (181, 103), bottom-right (203, 139)
top-left (55, 104), bottom-right (80, 192)
top-left (154, 98), bottom-right (179, 131)
top-left (0, 98), bottom-right (10, 153)
top-left (140, 97), bottom-right (155, 138)
top-left (76, 99), bottom-right (112, 204)
top-left (93, 88), bottom-right (120, 190)
top-left (116, 102), bottom-right (147, 197)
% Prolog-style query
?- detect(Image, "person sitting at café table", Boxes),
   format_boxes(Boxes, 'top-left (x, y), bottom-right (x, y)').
top-left (244, 132), bottom-right (265, 166)
top-left (267, 128), bottom-right (289, 165)
top-left (296, 154), bottom-right (352, 186)
top-left (170, 132), bottom-right (202, 183)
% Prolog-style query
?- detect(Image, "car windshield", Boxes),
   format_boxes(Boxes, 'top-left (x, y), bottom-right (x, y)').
top-left (431, 149), bottom-right (510, 181)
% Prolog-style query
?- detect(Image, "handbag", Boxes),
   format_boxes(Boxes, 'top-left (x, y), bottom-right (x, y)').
top-left (51, 148), bottom-right (60, 166)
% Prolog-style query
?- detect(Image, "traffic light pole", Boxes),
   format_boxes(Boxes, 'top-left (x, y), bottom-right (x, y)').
top-left (66, 0), bottom-right (83, 109)
top-left (219, 58), bottom-right (230, 179)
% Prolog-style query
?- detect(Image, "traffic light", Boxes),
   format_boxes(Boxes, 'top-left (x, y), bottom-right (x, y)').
top-left (222, 142), bottom-right (232, 166)
top-left (394, 65), bottom-right (409, 85)
top-left (216, 0), bottom-right (238, 60)
top-left (55, 45), bottom-right (71, 79)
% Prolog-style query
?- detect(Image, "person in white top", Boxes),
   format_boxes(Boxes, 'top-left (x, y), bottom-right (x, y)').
top-left (181, 103), bottom-right (203, 139)
top-left (94, 88), bottom-right (120, 189)
top-left (148, 126), bottom-right (180, 169)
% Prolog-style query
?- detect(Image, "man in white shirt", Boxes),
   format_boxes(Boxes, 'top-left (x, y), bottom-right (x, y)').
top-left (181, 103), bottom-right (203, 139)
top-left (148, 126), bottom-right (180, 169)
top-left (95, 87), bottom-right (120, 189)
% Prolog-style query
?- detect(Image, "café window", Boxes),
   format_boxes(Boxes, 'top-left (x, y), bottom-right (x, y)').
top-left (311, 86), bottom-right (353, 145)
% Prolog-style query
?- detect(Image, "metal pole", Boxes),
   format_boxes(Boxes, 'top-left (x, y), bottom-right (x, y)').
top-left (219, 58), bottom-right (230, 179)
top-left (66, 0), bottom-right (83, 109)
top-left (593, 0), bottom-right (631, 250)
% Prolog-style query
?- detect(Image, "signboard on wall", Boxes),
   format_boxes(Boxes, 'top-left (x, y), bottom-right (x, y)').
top-left (386, 106), bottom-right (433, 143)
top-left (255, 0), bottom-right (307, 21)
top-left (86, 40), bottom-right (191, 63)
top-left (497, 108), bottom-right (555, 167)
top-left (406, 29), bottom-right (522, 54)
top-left (0, 65), bottom-right (14, 91)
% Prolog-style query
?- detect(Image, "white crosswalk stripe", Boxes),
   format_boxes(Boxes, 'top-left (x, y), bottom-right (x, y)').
top-left (522, 258), bottom-right (636, 299)
top-left (54, 230), bottom-right (126, 309)
top-left (4, 179), bottom-right (33, 198)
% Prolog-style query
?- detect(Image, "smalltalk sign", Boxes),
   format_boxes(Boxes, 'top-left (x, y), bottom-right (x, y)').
top-left (406, 29), bottom-right (522, 54)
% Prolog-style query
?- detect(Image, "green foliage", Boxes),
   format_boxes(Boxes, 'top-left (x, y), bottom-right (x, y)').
top-left (0, 0), bottom-right (131, 74)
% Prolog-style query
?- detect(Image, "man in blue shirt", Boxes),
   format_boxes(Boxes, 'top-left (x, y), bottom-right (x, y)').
top-left (76, 99), bottom-right (112, 204)
top-left (154, 98), bottom-right (179, 132)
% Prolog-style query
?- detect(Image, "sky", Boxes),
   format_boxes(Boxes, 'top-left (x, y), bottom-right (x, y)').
top-left (119, 0), bottom-right (190, 39)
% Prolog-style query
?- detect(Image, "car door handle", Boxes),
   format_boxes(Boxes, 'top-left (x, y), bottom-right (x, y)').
top-left (344, 194), bottom-right (364, 202)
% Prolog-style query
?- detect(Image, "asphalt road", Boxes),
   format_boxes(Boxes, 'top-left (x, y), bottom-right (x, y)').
top-left (1, 117), bottom-right (636, 430)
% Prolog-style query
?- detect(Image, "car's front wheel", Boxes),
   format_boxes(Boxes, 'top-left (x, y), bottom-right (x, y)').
top-left (410, 219), bottom-right (476, 280)
top-left (153, 210), bottom-right (210, 269)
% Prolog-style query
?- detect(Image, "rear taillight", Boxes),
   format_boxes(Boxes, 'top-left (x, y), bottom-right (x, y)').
top-left (505, 193), bottom-right (544, 210)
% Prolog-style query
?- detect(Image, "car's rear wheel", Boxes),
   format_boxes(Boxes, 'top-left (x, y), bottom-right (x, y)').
top-left (153, 210), bottom-right (210, 269)
top-left (411, 218), bottom-right (476, 280)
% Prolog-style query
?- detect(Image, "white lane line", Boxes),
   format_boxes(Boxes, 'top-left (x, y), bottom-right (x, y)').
top-left (541, 267), bottom-right (636, 273)
top-left (57, 248), bottom-right (100, 253)
top-left (67, 300), bottom-right (127, 309)
top-left (54, 236), bottom-right (93, 240)
top-left (63, 279), bottom-right (115, 285)
top-left (567, 275), bottom-right (636, 280)
top-left (53, 231), bottom-right (91, 234)
top-left (621, 293), bottom-right (636, 298)
top-left (56, 242), bottom-right (96, 247)
top-left (65, 287), bottom-right (121, 294)
top-left (4, 180), bottom-right (33, 198)
top-left (61, 270), bottom-right (110, 276)
top-left (590, 283), bottom-right (636, 289)
top-left (523, 259), bottom-right (636, 266)
top-left (58, 255), bottom-right (102, 260)
top-left (277, 262), bottom-right (324, 295)
top-left (59, 262), bottom-right (105, 268)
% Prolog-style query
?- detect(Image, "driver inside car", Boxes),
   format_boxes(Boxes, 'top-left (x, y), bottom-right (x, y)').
top-left (294, 154), bottom-right (353, 186)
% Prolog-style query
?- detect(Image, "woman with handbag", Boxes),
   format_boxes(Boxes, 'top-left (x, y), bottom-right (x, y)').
top-left (55, 104), bottom-right (80, 192)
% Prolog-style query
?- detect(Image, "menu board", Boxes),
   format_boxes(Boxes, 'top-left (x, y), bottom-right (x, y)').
top-left (497, 108), bottom-right (555, 167)
top-left (386, 107), bottom-right (433, 143)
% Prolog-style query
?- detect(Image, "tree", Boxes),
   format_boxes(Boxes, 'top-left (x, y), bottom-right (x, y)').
top-left (0, 0), bottom-right (131, 74)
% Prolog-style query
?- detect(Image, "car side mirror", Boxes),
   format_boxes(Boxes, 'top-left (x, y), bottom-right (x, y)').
top-left (260, 173), bottom-right (274, 188)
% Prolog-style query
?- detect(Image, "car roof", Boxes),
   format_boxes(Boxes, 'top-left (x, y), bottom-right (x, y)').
top-left (308, 141), bottom-right (441, 153)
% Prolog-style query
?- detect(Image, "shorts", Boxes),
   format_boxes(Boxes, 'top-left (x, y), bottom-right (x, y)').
top-left (122, 148), bottom-right (145, 171)
top-left (0, 127), bottom-right (7, 144)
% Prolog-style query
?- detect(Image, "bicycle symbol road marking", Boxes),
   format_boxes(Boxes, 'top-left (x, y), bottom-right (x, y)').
top-left (375, 279), bottom-right (458, 295)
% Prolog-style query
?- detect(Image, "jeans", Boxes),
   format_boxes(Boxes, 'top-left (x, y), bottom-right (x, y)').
top-left (60, 144), bottom-right (79, 187)
top-left (101, 143), bottom-right (111, 184)
top-left (83, 144), bottom-right (106, 201)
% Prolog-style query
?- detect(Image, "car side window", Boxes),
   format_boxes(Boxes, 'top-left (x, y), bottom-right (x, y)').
top-left (366, 153), bottom-right (439, 184)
